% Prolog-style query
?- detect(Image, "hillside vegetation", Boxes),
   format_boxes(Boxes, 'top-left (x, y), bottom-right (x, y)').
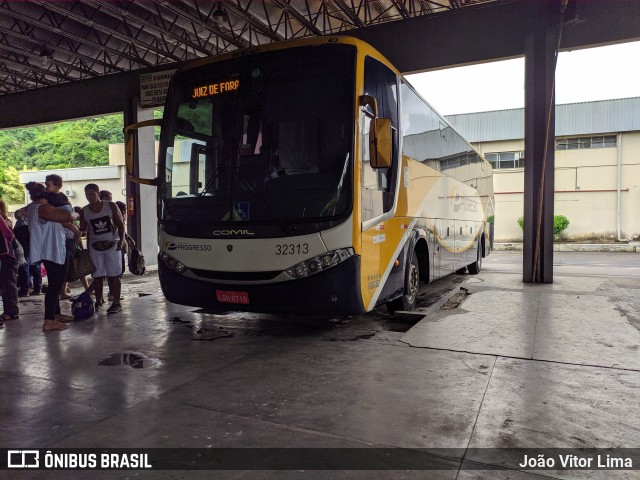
top-left (0, 112), bottom-right (160, 204)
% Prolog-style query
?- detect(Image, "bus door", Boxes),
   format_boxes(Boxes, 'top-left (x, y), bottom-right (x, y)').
top-left (360, 56), bottom-right (399, 308)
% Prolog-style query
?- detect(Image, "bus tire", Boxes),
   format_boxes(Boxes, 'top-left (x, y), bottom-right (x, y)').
top-left (387, 251), bottom-right (420, 313)
top-left (468, 242), bottom-right (483, 275)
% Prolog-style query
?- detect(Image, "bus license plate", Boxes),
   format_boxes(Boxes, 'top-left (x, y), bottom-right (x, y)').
top-left (216, 290), bottom-right (250, 304)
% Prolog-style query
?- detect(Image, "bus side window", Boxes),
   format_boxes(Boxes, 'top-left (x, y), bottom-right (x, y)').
top-left (362, 56), bottom-right (398, 221)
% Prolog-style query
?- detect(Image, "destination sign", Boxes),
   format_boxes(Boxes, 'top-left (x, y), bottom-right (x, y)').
top-left (191, 79), bottom-right (240, 99)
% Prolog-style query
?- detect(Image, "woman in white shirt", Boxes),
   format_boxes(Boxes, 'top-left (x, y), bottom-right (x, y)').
top-left (27, 189), bottom-right (78, 331)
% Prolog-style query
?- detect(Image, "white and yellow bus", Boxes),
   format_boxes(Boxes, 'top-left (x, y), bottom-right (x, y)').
top-left (126, 36), bottom-right (494, 315)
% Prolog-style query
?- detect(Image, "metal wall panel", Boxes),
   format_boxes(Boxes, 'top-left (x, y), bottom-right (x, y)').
top-left (446, 97), bottom-right (640, 142)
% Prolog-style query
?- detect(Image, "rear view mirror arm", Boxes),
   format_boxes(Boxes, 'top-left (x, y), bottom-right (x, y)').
top-left (123, 119), bottom-right (162, 185)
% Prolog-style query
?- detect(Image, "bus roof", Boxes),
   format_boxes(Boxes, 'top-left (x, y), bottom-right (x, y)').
top-left (178, 36), bottom-right (398, 76)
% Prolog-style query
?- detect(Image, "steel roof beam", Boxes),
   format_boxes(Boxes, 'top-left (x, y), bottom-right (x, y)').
top-left (221, 1), bottom-right (285, 42)
top-left (43, 1), bottom-right (180, 64)
top-left (87, 0), bottom-right (210, 60)
top-left (0, 3), bottom-right (152, 69)
top-left (0, 54), bottom-right (73, 84)
top-left (270, 0), bottom-right (323, 35)
top-left (151, 0), bottom-right (247, 51)
top-left (0, 65), bottom-right (55, 88)
top-left (0, 37), bottom-right (98, 80)
top-left (0, 24), bottom-right (126, 74)
top-left (329, 0), bottom-right (365, 28)
top-left (389, 0), bottom-right (411, 19)
top-left (362, 0), bottom-right (398, 24)
top-left (131, 1), bottom-right (220, 55)
top-left (409, 0), bottom-right (434, 15)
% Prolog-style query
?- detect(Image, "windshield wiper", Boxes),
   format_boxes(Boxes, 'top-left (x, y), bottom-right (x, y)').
top-left (198, 165), bottom-right (223, 197)
top-left (320, 153), bottom-right (350, 217)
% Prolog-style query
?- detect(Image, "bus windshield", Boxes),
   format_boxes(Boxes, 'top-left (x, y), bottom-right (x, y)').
top-left (159, 44), bottom-right (355, 235)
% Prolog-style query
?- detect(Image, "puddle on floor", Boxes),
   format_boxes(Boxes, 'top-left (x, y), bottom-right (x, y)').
top-left (382, 318), bottom-right (419, 333)
top-left (99, 352), bottom-right (161, 368)
top-left (322, 330), bottom-right (380, 342)
top-left (192, 327), bottom-right (234, 341)
top-left (169, 316), bottom-right (193, 326)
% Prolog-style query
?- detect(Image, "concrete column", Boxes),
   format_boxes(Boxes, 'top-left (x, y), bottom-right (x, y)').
top-left (523, 24), bottom-right (557, 283)
top-left (124, 98), bottom-right (158, 266)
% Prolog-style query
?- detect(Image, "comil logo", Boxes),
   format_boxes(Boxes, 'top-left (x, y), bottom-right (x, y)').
top-left (212, 229), bottom-right (254, 236)
top-left (165, 242), bottom-right (177, 251)
top-left (8, 450), bottom-right (39, 468)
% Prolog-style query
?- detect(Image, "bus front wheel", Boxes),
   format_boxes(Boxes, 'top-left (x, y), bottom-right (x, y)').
top-left (387, 251), bottom-right (420, 313)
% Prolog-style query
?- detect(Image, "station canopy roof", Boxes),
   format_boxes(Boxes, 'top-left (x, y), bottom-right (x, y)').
top-left (0, 0), bottom-right (496, 96)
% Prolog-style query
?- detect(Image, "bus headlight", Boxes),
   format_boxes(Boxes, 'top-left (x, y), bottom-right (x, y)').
top-left (161, 252), bottom-right (186, 275)
top-left (285, 248), bottom-right (354, 279)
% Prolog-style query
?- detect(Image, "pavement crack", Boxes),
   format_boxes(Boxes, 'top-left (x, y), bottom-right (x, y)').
top-left (459, 355), bottom-right (498, 474)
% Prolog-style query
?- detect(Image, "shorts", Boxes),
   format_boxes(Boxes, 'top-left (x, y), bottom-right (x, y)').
top-left (89, 245), bottom-right (123, 278)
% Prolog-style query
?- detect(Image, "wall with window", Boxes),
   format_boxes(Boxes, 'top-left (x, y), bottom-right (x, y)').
top-left (556, 135), bottom-right (617, 150)
top-left (474, 132), bottom-right (640, 242)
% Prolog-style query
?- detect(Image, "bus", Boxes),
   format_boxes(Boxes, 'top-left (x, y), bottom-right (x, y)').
top-left (125, 36), bottom-right (494, 315)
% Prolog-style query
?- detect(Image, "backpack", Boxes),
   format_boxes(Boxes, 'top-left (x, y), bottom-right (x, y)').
top-left (128, 247), bottom-right (146, 276)
top-left (71, 291), bottom-right (95, 320)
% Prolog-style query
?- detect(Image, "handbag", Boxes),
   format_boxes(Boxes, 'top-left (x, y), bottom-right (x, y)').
top-left (67, 246), bottom-right (96, 282)
top-left (128, 247), bottom-right (146, 276)
top-left (11, 238), bottom-right (26, 265)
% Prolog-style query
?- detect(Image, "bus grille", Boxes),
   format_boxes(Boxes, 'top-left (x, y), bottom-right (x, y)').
top-left (190, 268), bottom-right (282, 281)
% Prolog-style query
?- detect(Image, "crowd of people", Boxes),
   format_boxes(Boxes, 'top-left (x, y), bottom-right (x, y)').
top-left (0, 174), bottom-right (134, 331)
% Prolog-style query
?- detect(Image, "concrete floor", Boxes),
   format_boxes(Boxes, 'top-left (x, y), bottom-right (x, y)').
top-left (1, 254), bottom-right (640, 479)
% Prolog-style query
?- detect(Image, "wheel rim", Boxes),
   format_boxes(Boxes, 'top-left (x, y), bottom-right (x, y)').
top-left (477, 246), bottom-right (483, 270)
top-left (407, 260), bottom-right (419, 303)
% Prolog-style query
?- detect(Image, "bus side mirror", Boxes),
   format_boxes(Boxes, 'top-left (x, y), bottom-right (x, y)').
top-left (124, 119), bottom-right (162, 186)
top-left (369, 117), bottom-right (392, 169)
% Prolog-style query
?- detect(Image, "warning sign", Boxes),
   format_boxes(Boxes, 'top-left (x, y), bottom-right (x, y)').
top-left (139, 70), bottom-right (176, 108)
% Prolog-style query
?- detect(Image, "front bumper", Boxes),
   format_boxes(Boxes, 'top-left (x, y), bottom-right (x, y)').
top-left (158, 255), bottom-right (364, 316)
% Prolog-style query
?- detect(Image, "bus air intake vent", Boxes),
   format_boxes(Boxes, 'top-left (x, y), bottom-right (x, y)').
top-left (191, 269), bottom-right (281, 281)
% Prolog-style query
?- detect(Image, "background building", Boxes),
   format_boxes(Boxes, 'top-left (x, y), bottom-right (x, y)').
top-left (447, 97), bottom-right (640, 242)
top-left (17, 143), bottom-right (159, 209)
top-left (19, 164), bottom-right (126, 208)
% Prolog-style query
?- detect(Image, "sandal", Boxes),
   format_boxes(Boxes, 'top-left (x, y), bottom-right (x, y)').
top-left (0, 313), bottom-right (19, 321)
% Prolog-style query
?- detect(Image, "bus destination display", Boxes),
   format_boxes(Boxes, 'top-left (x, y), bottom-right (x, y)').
top-left (191, 79), bottom-right (240, 99)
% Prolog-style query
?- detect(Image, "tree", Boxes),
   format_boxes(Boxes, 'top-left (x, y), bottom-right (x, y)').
top-left (0, 114), bottom-right (125, 171)
top-left (0, 164), bottom-right (26, 204)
